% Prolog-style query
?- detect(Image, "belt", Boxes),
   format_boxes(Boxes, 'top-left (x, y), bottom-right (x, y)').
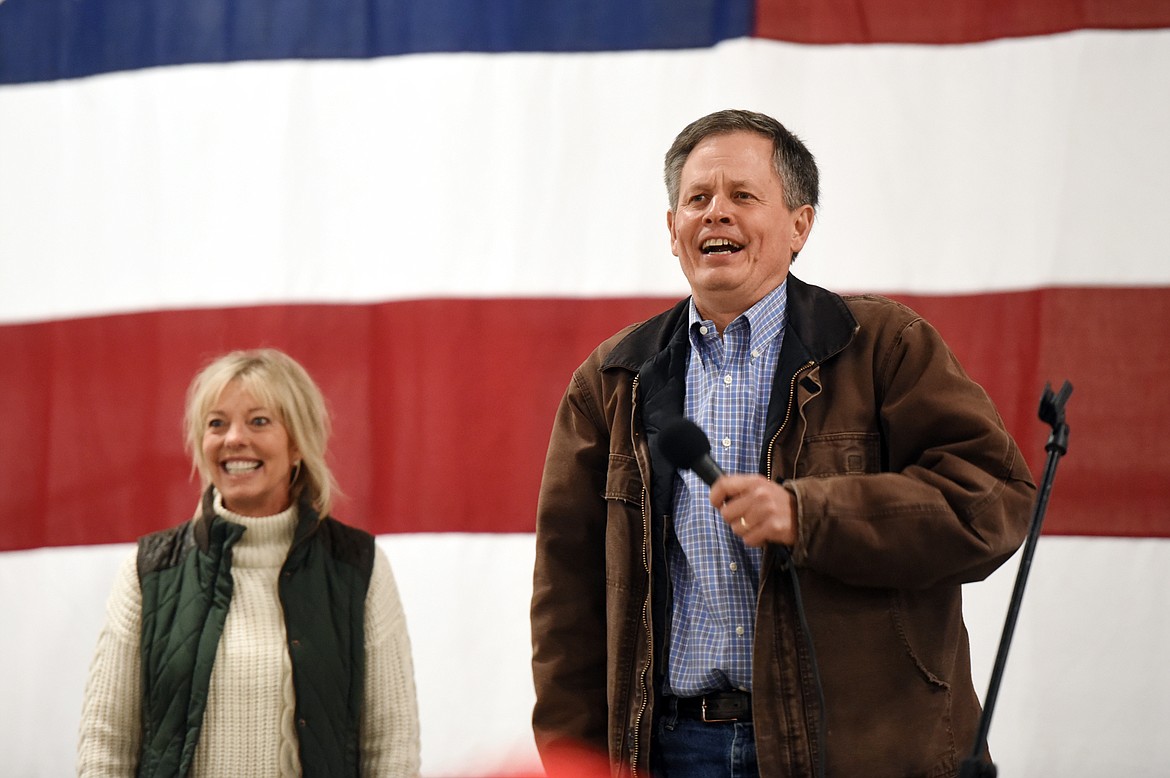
top-left (675, 690), bottom-right (752, 723)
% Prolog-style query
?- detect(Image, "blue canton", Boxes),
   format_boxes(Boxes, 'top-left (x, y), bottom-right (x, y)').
top-left (665, 280), bottom-right (788, 696)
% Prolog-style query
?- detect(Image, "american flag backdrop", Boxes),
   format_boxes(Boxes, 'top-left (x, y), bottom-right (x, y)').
top-left (2, 1), bottom-right (1169, 774)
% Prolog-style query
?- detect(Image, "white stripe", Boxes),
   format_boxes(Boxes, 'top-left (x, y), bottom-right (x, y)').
top-left (2, 30), bottom-right (1168, 324)
top-left (0, 535), bottom-right (540, 776)
top-left (2, 534), bottom-right (1168, 775)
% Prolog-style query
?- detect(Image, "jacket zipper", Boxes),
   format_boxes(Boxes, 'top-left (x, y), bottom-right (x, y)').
top-left (764, 359), bottom-right (824, 777)
top-left (629, 375), bottom-right (652, 778)
top-left (765, 361), bottom-right (814, 481)
top-left (630, 486), bottom-right (653, 778)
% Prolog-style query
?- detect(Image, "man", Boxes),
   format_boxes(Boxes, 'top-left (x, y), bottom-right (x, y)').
top-left (531, 109), bottom-right (1034, 778)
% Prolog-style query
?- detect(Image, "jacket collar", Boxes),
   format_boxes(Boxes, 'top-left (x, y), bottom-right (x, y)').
top-left (601, 297), bottom-right (690, 373)
top-left (602, 274), bottom-right (858, 372)
top-left (783, 273), bottom-right (859, 365)
top-left (603, 274), bottom-right (860, 490)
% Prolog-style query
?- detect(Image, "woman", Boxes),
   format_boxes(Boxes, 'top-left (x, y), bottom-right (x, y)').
top-left (78, 349), bottom-right (421, 777)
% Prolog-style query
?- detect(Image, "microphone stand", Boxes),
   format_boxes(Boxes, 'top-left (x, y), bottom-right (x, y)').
top-left (960, 380), bottom-right (1073, 778)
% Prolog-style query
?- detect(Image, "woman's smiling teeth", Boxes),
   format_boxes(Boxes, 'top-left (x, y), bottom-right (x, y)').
top-left (701, 238), bottom-right (743, 255)
top-left (224, 460), bottom-right (262, 474)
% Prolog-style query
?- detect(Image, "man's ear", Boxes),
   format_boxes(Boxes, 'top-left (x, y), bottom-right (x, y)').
top-left (667, 209), bottom-right (680, 257)
top-left (790, 204), bottom-right (815, 254)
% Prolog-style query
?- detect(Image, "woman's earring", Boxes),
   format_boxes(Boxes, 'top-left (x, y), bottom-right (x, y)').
top-left (291, 460), bottom-right (302, 484)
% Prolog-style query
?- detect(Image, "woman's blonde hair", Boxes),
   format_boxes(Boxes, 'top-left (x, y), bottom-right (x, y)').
top-left (183, 348), bottom-right (338, 516)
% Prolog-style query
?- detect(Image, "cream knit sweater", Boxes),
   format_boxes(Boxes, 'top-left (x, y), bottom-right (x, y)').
top-left (77, 498), bottom-right (421, 777)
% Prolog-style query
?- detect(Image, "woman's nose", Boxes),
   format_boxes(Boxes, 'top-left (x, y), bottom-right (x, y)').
top-left (224, 422), bottom-right (248, 445)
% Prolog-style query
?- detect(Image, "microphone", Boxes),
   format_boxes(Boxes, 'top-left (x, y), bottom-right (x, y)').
top-left (659, 417), bottom-right (725, 486)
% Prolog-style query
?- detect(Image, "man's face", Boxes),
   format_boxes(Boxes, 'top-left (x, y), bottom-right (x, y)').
top-left (667, 131), bottom-right (813, 328)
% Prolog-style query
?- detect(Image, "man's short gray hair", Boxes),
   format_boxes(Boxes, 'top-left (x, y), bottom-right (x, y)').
top-left (664, 109), bottom-right (819, 213)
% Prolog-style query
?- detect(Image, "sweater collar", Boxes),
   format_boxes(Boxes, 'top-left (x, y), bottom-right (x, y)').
top-left (194, 486), bottom-right (323, 555)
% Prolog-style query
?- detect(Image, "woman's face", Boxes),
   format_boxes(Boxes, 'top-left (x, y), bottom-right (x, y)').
top-left (201, 379), bottom-right (299, 517)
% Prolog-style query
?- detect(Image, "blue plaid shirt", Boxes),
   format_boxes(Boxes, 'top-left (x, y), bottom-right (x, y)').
top-left (664, 280), bottom-right (788, 696)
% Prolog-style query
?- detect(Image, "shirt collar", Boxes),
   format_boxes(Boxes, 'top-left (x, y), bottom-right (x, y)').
top-left (687, 278), bottom-right (789, 351)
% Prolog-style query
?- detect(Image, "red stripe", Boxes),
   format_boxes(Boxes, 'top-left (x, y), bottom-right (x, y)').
top-left (755, 0), bottom-right (1170, 44)
top-left (2, 287), bottom-right (1167, 551)
top-left (887, 287), bottom-right (1170, 539)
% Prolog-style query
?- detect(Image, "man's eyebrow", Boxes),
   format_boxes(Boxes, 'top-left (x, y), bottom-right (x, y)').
top-left (683, 176), bottom-right (757, 192)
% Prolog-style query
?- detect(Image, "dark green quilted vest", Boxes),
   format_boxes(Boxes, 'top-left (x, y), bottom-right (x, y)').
top-left (135, 490), bottom-right (374, 777)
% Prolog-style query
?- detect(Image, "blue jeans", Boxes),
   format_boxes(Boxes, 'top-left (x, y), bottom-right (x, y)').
top-left (650, 699), bottom-right (759, 778)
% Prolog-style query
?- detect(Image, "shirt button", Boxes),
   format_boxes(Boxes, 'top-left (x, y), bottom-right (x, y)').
top-left (699, 325), bottom-right (709, 335)
top-left (722, 437), bottom-right (732, 448)
top-left (723, 374), bottom-right (732, 385)
top-left (736, 626), bottom-right (745, 636)
top-left (729, 562), bottom-right (738, 571)
top-left (751, 348), bottom-right (761, 358)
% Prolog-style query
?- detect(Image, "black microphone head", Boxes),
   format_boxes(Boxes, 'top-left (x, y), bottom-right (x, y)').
top-left (659, 417), bottom-right (712, 470)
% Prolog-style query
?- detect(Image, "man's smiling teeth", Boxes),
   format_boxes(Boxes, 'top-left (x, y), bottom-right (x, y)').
top-left (224, 460), bottom-right (261, 474)
top-left (701, 238), bottom-right (743, 254)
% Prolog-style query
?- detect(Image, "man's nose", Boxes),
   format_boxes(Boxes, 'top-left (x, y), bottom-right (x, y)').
top-left (704, 195), bottom-right (733, 223)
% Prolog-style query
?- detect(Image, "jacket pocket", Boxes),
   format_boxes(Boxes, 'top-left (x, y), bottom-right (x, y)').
top-left (889, 591), bottom-right (951, 691)
top-left (794, 431), bottom-right (880, 478)
top-left (604, 452), bottom-right (642, 505)
top-left (603, 452), bottom-right (645, 592)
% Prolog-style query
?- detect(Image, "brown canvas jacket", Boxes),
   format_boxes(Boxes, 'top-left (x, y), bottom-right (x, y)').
top-left (531, 274), bottom-right (1035, 778)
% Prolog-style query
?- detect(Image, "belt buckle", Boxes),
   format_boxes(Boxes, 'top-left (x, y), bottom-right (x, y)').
top-left (700, 696), bottom-right (736, 723)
